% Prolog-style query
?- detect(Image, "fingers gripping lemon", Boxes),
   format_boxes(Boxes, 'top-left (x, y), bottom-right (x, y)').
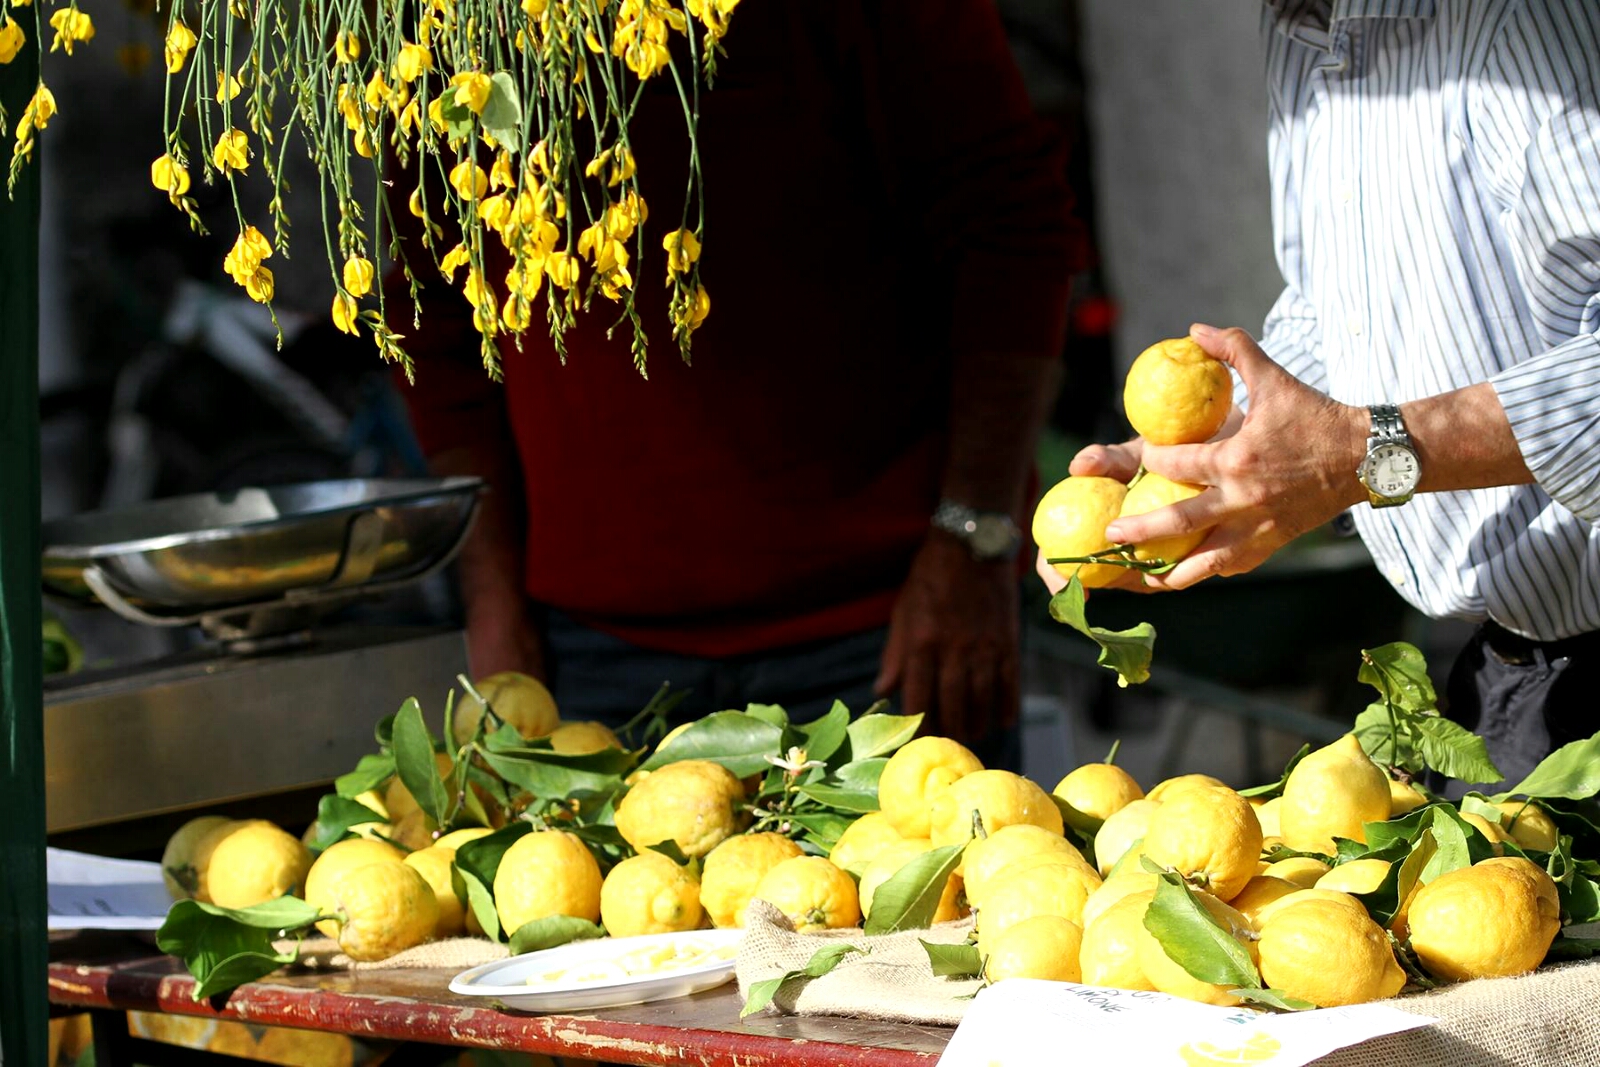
top-left (1117, 471), bottom-right (1209, 567)
top-left (1032, 476), bottom-right (1130, 589)
top-left (1123, 336), bottom-right (1232, 446)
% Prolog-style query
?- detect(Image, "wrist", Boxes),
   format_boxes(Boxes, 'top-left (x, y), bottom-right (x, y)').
top-left (930, 498), bottom-right (1023, 562)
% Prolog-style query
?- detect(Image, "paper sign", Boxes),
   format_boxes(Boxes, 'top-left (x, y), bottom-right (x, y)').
top-left (938, 980), bottom-right (1434, 1067)
top-left (47, 848), bottom-right (171, 930)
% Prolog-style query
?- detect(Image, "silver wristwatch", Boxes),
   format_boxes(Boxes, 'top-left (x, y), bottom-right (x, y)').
top-left (1356, 403), bottom-right (1421, 508)
top-left (931, 499), bottom-right (1022, 561)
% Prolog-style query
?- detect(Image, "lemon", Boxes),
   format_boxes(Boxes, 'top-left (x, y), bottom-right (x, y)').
top-left (1081, 871), bottom-right (1161, 930)
top-left (975, 860), bottom-right (1101, 939)
top-left (1316, 858), bottom-right (1391, 896)
top-left (1251, 797), bottom-right (1282, 839)
top-left (614, 759), bottom-right (747, 859)
top-left (928, 770), bottom-right (1065, 870)
top-left (323, 861), bottom-right (439, 962)
top-left (1226, 875), bottom-right (1302, 926)
top-left (1461, 811), bottom-right (1508, 855)
top-left (1053, 762), bottom-right (1143, 834)
top-left (982, 914), bottom-right (1083, 983)
top-left (750, 856), bottom-right (860, 933)
top-left (1389, 778), bottom-right (1428, 817)
top-left (390, 808), bottom-right (438, 851)
top-left (1407, 857), bottom-right (1560, 981)
top-left (1118, 472), bottom-right (1209, 566)
top-left (1094, 798), bottom-right (1160, 876)
top-left (305, 837), bottom-right (408, 937)
top-left (403, 845), bottom-right (467, 937)
top-left (1179, 1034), bottom-right (1283, 1067)
top-left (1257, 898), bottom-right (1405, 1006)
top-left (548, 720), bottom-right (623, 755)
top-left (162, 815), bottom-right (234, 900)
top-left (1251, 887), bottom-right (1368, 928)
top-left (827, 812), bottom-right (904, 879)
top-left (206, 820), bottom-right (314, 910)
top-left (1031, 476), bottom-right (1131, 589)
top-left (1079, 889), bottom-right (1158, 991)
top-left (453, 670), bottom-right (560, 746)
top-left (1496, 800), bottom-right (1560, 852)
top-left (1136, 891), bottom-right (1257, 1006)
top-left (1146, 773), bottom-right (1227, 804)
top-left (877, 736), bottom-right (984, 839)
top-left (1278, 734), bottom-right (1389, 855)
top-left (384, 751), bottom-right (456, 828)
top-left (963, 823), bottom-right (1091, 907)
top-left (859, 840), bottom-right (963, 925)
top-left (493, 829), bottom-right (603, 933)
top-left (1261, 856), bottom-right (1330, 889)
top-left (599, 851), bottom-right (704, 938)
top-left (1141, 785), bottom-right (1261, 902)
top-left (1124, 336), bottom-right (1233, 445)
top-left (434, 826), bottom-right (494, 851)
top-left (700, 832), bottom-right (804, 928)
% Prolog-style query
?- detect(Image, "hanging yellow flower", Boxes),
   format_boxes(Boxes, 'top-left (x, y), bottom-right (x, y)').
top-left (408, 188), bottom-right (428, 219)
top-left (48, 7), bottom-right (94, 55)
top-left (394, 41), bottom-right (432, 83)
top-left (223, 225), bottom-right (273, 283)
top-left (164, 21), bottom-right (197, 74)
top-left (662, 228), bottom-right (701, 275)
top-left (439, 243), bottom-right (471, 281)
top-left (216, 69), bottom-right (243, 103)
top-left (450, 71), bottom-right (493, 114)
top-left (343, 256), bottom-right (375, 298)
top-left (150, 154), bottom-right (190, 197)
top-left (15, 82), bottom-right (57, 137)
top-left (332, 291), bottom-right (360, 335)
top-left (0, 20), bottom-right (26, 65)
top-left (449, 159), bottom-right (488, 201)
top-left (244, 266), bottom-right (275, 303)
top-left (546, 251), bottom-right (580, 291)
top-left (212, 128), bottom-right (250, 173)
top-left (334, 31), bottom-right (361, 65)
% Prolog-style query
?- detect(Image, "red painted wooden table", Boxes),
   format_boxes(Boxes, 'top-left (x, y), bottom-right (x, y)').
top-left (48, 933), bottom-right (952, 1066)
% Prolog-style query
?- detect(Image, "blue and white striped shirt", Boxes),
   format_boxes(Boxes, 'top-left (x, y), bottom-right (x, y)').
top-left (1260, 0), bottom-right (1600, 641)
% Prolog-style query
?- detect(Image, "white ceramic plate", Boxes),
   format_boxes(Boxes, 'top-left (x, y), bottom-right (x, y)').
top-left (449, 928), bottom-right (744, 1012)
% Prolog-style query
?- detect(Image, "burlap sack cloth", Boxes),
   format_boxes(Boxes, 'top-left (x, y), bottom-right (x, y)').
top-left (277, 936), bottom-right (509, 972)
top-left (735, 900), bottom-right (1600, 1066)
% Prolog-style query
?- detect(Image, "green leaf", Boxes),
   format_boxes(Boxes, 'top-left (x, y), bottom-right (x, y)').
top-left (1237, 744), bottom-right (1311, 799)
top-left (481, 72), bottom-right (524, 151)
top-left (1458, 793), bottom-right (1503, 821)
top-left (1047, 578), bottom-right (1156, 688)
top-left (192, 946), bottom-right (302, 1000)
top-left (1358, 642), bottom-right (1437, 712)
top-left (309, 794), bottom-right (389, 852)
top-left (477, 748), bottom-right (626, 802)
top-left (646, 839), bottom-right (692, 865)
top-left (798, 702), bottom-right (851, 765)
top-left (1560, 875), bottom-right (1600, 925)
top-left (1230, 988), bottom-right (1315, 1012)
top-left (508, 916), bottom-right (605, 955)
top-left (393, 698), bottom-right (450, 827)
top-left (1544, 937), bottom-right (1600, 963)
top-left (1413, 716), bottom-right (1501, 785)
top-left (459, 867), bottom-right (501, 943)
top-left (1420, 808), bottom-right (1472, 883)
top-left (863, 845), bottom-right (964, 935)
top-left (374, 714), bottom-right (396, 750)
top-left (1495, 731), bottom-right (1600, 802)
top-left (786, 810), bottom-right (855, 849)
top-left (1142, 872), bottom-right (1258, 989)
top-left (638, 710), bottom-right (784, 778)
top-left (454, 824), bottom-right (531, 942)
top-left (795, 783), bottom-right (879, 814)
top-left (1378, 827), bottom-right (1437, 927)
top-left (740, 944), bottom-right (864, 1018)
top-left (921, 940), bottom-right (983, 978)
top-left (1352, 702), bottom-right (1419, 773)
top-left (156, 899), bottom-right (319, 1001)
top-left (745, 703), bottom-right (790, 729)
top-left (335, 753), bottom-right (396, 799)
top-left (844, 712), bottom-right (923, 761)
top-left (1360, 803), bottom-right (1440, 854)
top-left (830, 758), bottom-right (887, 791)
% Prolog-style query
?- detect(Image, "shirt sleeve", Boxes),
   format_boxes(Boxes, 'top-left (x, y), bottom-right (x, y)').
top-left (1479, 2), bottom-right (1600, 525)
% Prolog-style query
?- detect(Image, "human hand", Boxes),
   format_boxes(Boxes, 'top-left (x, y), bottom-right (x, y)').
top-left (1103, 323), bottom-right (1367, 590)
top-left (1068, 437), bottom-right (1144, 482)
top-left (875, 534), bottom-right (1020, 744)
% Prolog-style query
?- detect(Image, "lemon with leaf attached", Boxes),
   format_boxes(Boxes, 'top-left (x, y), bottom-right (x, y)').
top-left (1032, 476), bottom-right (1131, 589)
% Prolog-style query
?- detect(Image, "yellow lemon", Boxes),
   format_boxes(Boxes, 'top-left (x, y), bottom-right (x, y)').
top-left (162, 815), bottom-right (234, 900)
top-left (975, 861), bottom-right (1101, 939)
top-left (982, 914), bottom-right (1083, 983)
top-left (1081, 871), bottom-right (1161, 930)
top-left (1031, 476), bottom-right (1131, 589)
top-left (206, 820), bottom-right (313, 910)
top-left (859, 841), bottom-right (963, 925)
top-left (750, 856), bottom-right (860, 933)
top-left (547, 720), bottom-right (623, 755)
top-left (613, 759), bottom-right (747, 859)
top-left (877, 736), bottom-right (984, 839)
top-left (1226, 876), bottom-right (1302, 927)
top-left (1146, 773), bottom-right (1227, 803)
top-left (1408, 857), bottom-right (1560, 981)
top-left (1136, 891), bottom-right (1258, 1006)
top-left (1251, 797), bottom-right (1282, 839)
top-left (434, 826), bottom-right (495, 851)
top-left (322, 861), bottom-right (439, 962)
top-left (1118, 471), bottom-right (1209, 566)
top-left (1279, 734), bottom-right (1390, 855)
top-left (1053, 762), bottom-right (1144, 834)
top-left (305, 837), bottom-right (408, 937)
top-left (1123, 335), bottom-right (1233, 446)
top-left (1252, 887), bottom-right (1368, 928)
top-left (599, 851), bottom-right (704, 938)
top-left (1261, 856), bottom-right (1330, 889)
top-left (493, 829), bottom-right (603, 934)
top-left (963, 823), bottom-right (1091, 907)
top-left (453, 670), bottom-right (560, 746)
top-left (700, 832), bottom-right (804, 928)
top-left (1461, 811), bottom-right (1508, 856)
top-left (1094, 798), bottom-right (1161, 876)
top-left (1179, 1034), bottom-right (1283, 1067)
top-left (1141, 786), bottom-right (1261, 902)
top-left (1496, 801), bottom-right (1560, 853)
top-left (1079, 889), bottom-right (1158, 991)
top-left (1389, 778), bottom-right (1428, 817)
top-left (1316, 858), bottom-right (1391, 896)
top-left (928, 769), bottom-right (1065, 870)
top-left (390, 808), bottom-right (438, 851)
top-left (1257, 898), bottom-right (1405, 1006)
top-left (827, 812), bottom-right (904, 879)
top-left (403, 845), bottom-right (466, 937)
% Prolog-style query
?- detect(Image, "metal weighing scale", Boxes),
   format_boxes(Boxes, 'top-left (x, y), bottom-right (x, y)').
top-left (41, 477), bottom-right (481, 838)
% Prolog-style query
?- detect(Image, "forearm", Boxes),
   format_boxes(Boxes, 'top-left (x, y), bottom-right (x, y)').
top-left (1402, 382), bottom-right (1533, 495)
top-left (941, 350), bottom-right (1062, 517)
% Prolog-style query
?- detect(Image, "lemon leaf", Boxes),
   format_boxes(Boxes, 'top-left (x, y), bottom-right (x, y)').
top-left (476, 748), bottom-right (627, 801)
top-left (862, 844), bottom-right (964, 935)
top-left (921, 940), bottom-right (983, 978)
top-left (744, 703), bottom-right (790, 729)
top-left (830, 758), bottom-right (887, 791)
top-left (795, 783), bottom-right (879, 814)
top-left (1545, 936), bottom-right (1600, 962)
top-left (1559, 875), bottom-right (1600, 925)
top-left (394, 697), bottom-right (451, 827)
top-left (309, 794), bottom-right (390, 852)
top-left (1412, 715), bottom-right (1500, 786)
top-left (157, 899), bottom-right (316, 1001)
top-left (740, 944), bottom-right (864, 1018)
top-left (638, 710), bottom-right (784, 778)
top-left (1358, 642), bottom-right (1437, 712)
top-left (645, 839), bottom-right (692, 865)
top-left (798, 701), bottom-right (851, 765)
top-left (1230, 988), bottom-right (1314, 1012)
top-left (1047, 576), bottom-right (1155, 688)
top-left (1494, 730), bottom-right (1600, 802)
top-left (508, 916), bottom-right (604, 955)
top-left (785, 810), bottom-right (854, 850)
top-left (335, 753), bottom-right (395, 799)
top-left (1419, 808), bottom-right (1472, 883)
top-left (1142, 870), bottom-right (1259, 989)
top-left (844, 712), bottom-right (923, 761)
top-left (1375, 827), bottom-right (1438, 927)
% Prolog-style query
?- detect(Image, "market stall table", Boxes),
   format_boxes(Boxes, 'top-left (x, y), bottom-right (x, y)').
top-left (48, 932), bottom-right (951, 1066)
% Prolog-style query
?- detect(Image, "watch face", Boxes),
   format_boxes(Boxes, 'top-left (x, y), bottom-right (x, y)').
top-left (1364, 442), bottom-right (1420, 498)
top-left (970, 516), bottom-right (1021, 559)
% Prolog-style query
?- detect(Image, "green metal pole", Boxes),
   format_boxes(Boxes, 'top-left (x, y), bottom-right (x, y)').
top-left (0, 19), bottom-right (47, 1067)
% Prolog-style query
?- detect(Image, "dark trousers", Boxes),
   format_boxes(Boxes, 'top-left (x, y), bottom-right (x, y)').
top-left (1433, 620), bottom-right (1600, 797)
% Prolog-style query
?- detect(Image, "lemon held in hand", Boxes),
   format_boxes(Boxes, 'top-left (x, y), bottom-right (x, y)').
top-left (1123, 336), bottom-right (1232, 446)
top-left (1116, 471), bottom-right (1209, 568)
top-left (1032, 476), bottom-right (1130, 588)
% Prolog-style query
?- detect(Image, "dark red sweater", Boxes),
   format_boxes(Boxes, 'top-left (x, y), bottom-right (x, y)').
top-left (397, 0), bottom-right (1081, 656)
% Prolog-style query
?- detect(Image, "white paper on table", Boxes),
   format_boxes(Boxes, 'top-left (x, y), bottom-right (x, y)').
top-left (46, 847), bottom-right (171, 930)
top-left (938, 980), bottom-right (1434, 1067)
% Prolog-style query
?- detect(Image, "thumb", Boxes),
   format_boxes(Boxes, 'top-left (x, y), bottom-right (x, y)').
top-left (1190, 323), bottom-right (1280, 406)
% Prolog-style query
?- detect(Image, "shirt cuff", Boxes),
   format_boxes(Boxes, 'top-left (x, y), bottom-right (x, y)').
top-left (1492, 333), bottom-right (1600, 525)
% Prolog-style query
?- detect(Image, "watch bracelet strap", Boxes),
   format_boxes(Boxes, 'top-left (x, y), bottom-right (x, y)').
top-left (1369, 402), bottom-right (1409, 446)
